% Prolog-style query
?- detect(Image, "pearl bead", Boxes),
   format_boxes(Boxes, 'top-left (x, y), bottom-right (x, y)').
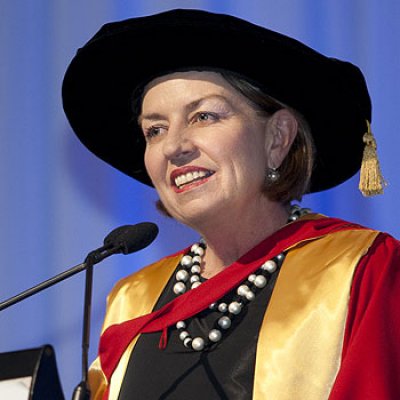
top-left (237, 284), bottom-right (250, 296)
top-left (209, 329), bottom-right (222, 342)
top-left (190, 275), bottom-right (200, 283)
top-left (192, 337), bottom-right (205, 351)
top-left (248, 274), bottom-right (257, 283)
top-left (176, 321), bottom-right (186, 329)
top-left (181, 255), bottom-right (193, 267)
top-left (228, 301), bottom-right (242, 315)
top-left (191, 281), bottom-right (202, 289)
top-left (191, 265), bottom-right (201, 274)
top-left (246, 291), bottom-right (255, 301)
top-left (262, 260), bottom-right (277, 273)
top-left (191, 243), bottom-right (200, 253)
top-left (209, 302), bottom-right (217, 310)
top-left (183, 337), bottom-right (192, 348)
top-left (218, 316), bottom-right (232, 329)
top-left (173, 282), bottom-right (186, 295)
top-left (179, 331), bottom-right (190, 340)
top-left (192, 255), bottom-right (201, 264)
top-left (194, 247), bottom-right (205, 256)
top-left (254, 275), bottom-right (267, 288)
top-left (176, 269), bottom-right (189, 282)
top-left (276, 253), bottom-right (285, 262)
top-left (218, 303), bottom-right (228, 313)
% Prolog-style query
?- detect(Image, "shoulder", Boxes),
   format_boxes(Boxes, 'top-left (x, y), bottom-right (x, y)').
top-left (371, 230), bottom-right (400, 250)
top-left (306, 214), bottom-right (399, 244)
top-left (100, 250), bottom-right (185, 330)
top-left (345, 230), bottom-right (400, 321)
top-left (355, 230), bottom-right (400, 274)
top-left (107, 250), bottom-right (184, 303)
top-left (292, 214), bottom-right (400, 266)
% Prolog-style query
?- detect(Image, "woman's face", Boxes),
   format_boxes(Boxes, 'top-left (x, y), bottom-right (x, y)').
top-left (140, 71), bottom-right (272, 226)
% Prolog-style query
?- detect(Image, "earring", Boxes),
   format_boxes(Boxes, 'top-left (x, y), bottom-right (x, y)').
top-left (266, 167), bottom-right (280, 183)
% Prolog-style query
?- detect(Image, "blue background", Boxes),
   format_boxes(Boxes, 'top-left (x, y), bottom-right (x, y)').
top-left (1, 0), bottom-right (399, 397)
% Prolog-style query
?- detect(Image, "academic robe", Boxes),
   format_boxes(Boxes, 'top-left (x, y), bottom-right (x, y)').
top-left (88, 214), bottom-right (400, 399)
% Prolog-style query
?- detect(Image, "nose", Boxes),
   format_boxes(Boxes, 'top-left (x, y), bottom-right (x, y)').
top-left (162, 125), bottom-right (197, 164)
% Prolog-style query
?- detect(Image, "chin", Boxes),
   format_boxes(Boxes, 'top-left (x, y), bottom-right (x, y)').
top-left (173, 203), bottom-right (225, 229)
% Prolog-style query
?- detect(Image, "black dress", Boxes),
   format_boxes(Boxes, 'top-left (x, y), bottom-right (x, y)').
top-left (118, 263), bottom-right (280, 400)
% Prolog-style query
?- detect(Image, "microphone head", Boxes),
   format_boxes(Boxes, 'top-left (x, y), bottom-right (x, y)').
top-left (104, 222), bottom-right (159, 254)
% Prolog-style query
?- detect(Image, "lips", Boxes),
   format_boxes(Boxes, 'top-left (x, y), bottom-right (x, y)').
top-left (170, 167), bottom-right (215, 190)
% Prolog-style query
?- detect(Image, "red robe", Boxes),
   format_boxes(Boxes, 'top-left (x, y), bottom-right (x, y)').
top-left (89, 215), bottom-right (400, 399)
top-left (330, 232), bottom-right (400, 399)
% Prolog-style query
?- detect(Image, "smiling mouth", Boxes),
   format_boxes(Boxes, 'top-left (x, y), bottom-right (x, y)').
top-left (173, 170), bottom-right (214, 189)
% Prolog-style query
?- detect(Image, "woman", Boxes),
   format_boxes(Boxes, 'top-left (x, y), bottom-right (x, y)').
top-left (62, 9), bottom-right (400, 400)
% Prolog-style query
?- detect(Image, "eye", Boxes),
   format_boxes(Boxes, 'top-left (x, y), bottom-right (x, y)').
top-left (193, 112), bottom-right (219, 124)
top-left (142, 125), bottom-right (167, 141)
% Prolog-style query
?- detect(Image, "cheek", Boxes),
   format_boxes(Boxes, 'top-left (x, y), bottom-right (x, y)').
top-left (143, 147), bottom-right (160, 181)
top-left (234, 142), bottom-right (268, 185)
top-left (143, 148), bottom-right (151, 173)
top-left (231, 131), bottom-right (267, 168)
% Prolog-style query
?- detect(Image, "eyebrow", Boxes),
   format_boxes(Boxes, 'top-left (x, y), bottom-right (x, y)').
top-left (138, 94), bottom-right (230, 125)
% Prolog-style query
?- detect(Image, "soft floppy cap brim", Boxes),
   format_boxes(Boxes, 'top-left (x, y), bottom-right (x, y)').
top-left (62, 8), bottom-right (372, 193)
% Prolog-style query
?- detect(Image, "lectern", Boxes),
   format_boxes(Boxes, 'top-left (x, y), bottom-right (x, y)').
top-left (0, 344), bottom-right (64, 399)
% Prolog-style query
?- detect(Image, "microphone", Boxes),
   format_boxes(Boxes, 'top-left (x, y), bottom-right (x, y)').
top-left (0, 222), bottom-right (159, 312)
top-left (104, 222), bottom-right (159, 255)
top-left (72, 222), bottom-right (158, 400)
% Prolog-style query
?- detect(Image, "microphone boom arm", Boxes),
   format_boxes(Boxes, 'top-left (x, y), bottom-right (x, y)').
top-left (0, 243), bottom-right (122, 312)
top-left (0, 260), bottom-right (88, 312)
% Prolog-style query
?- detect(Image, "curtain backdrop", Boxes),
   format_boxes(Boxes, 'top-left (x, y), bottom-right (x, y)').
top-left (1, 0), bottom-right (399, 397)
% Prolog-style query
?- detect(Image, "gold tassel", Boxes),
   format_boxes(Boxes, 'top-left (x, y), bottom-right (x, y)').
top-left (358, 120), bottom-right (387, 196)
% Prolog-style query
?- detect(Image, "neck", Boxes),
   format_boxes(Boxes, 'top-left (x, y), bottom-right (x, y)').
top-left (197, 202), bottom-right (291, 278)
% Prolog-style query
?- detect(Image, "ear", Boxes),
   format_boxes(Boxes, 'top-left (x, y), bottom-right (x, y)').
top-left (264, 109), bottom-right (298, 168)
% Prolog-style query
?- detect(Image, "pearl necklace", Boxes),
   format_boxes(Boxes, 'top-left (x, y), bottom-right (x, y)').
top-left (173, 205), bottom-right (310, 352)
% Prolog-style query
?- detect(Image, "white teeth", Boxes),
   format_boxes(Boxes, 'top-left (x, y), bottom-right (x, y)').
top-left (174, 170), bottom-right (210, 188)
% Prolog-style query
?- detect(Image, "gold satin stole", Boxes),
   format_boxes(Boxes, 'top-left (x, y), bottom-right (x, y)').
top-left (253, 228), bottom-right (378, 399)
